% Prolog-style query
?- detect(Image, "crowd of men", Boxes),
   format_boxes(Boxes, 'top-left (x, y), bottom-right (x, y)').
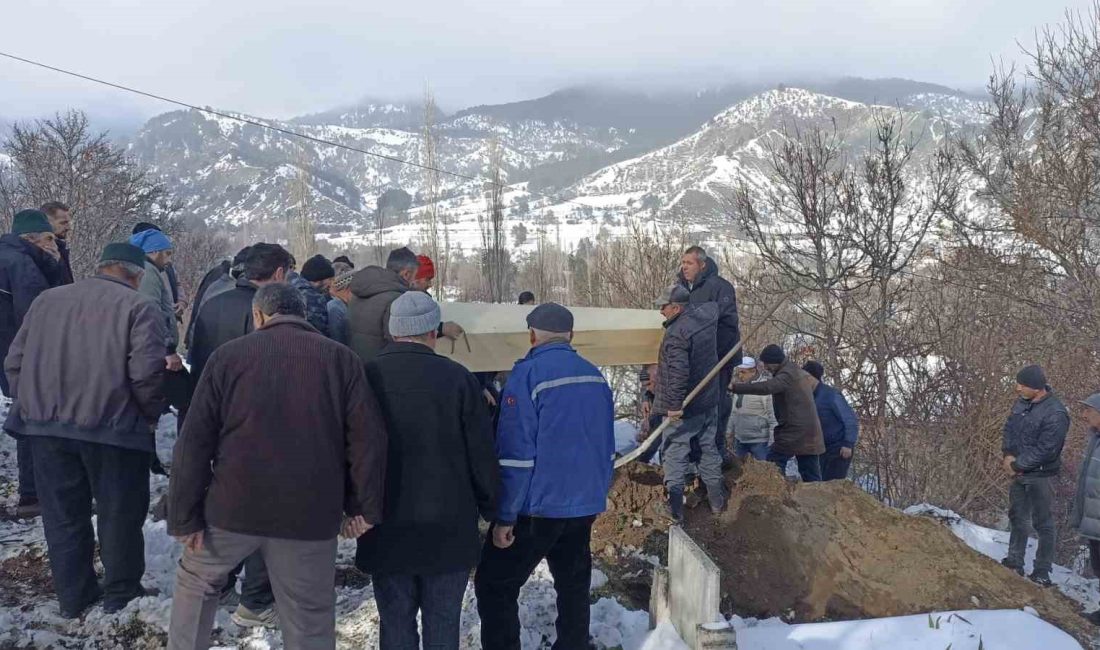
top-left (5, 203), bottom-right (1099, 646)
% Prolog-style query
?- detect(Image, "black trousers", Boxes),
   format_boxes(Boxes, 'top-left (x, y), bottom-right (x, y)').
top-left (475, 516), bottom-right (595, 650)
top-left (31, 436), bottom-right (150, 615)
top-left (224, 551), bottom-right (275, 611)
top-left (820, 447), bottom-right (853, 481)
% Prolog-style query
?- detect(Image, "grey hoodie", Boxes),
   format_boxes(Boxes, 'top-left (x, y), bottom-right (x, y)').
top-left (347, 266), bottom-right (409, 363)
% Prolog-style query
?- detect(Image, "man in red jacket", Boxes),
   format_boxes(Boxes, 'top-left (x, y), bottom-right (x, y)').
top-left (166, 283), bottom-right (387, 650)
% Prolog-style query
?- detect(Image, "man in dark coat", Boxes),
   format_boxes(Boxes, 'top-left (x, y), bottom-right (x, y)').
top-left (348, 247), bottom-right (462, 363)
top-left (730, 344), bottom-right (825, 482)
top-left (6, 243), bottom-right (164, 617)
top-left (0, 209), bottom-right (63, 517)
top-left (1000, 364), bottom-right (1069, 586)
top-left (183, 242), bottom-right (292, 625)
top-left (803, 361), bottom-right (859, 481)
top-left (184, 247), bottom-right (251, 358)
top-left (651, 285), bottom-right (725, 521)
top-left (357, 291), bottom-right (498, 648)
top-left (679, 246), bottom-right (741, 464)
top-left (167, 283), bottom-right (387, 650)
top-left (291, 254), bottom-right (334, 337)
top-left (41, 201), bottom-right (74, 285)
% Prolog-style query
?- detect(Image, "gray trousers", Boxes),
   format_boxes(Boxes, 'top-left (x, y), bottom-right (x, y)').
top-left (168, 527), bottom-right (337, 650)
top-left (1007, 474), bottom-right (1056, 575)
top-left (662, 409), bottom-right (724, 506)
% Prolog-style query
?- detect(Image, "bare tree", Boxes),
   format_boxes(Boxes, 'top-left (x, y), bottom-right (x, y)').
top-left (478, 139), bottom-right (510, 301)
top-left (421, 85), bottom-right (448, 294)
top-left (288, 145), bottom-right (316, 263)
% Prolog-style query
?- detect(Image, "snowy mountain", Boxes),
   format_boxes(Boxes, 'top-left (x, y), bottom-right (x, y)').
top-left (127, 81), bottom-right (989, 252)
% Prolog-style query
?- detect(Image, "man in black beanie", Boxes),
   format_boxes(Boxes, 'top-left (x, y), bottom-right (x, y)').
top-left (292, 254), bottom-right (335, 337)
top-left (1001, 364), bottom-right (1069, 586)
top-left (729, 344), bottom-right (825, 482)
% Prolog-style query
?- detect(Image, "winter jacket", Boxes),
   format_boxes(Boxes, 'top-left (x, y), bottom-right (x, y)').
top-left (327, 297), bottom-right (349, 346)
top-left (495, 342), bottom-right (615, 524)
top-left (184, 260), bottom-right (230, 355)
top-left (355, 341), bottom-right (498, 575)
top-left (57, 239), bottom-right (74, 285)
top-left (0, 234), bottom-right (62, 396)
top-left (813, 382), bottom-right (859, 451)
top-left (1002, 390), bottom-right (1069, 477)
top-left (679, 258), bottom-right (741, 367)
top-left (731, 359), bottom-right (824, 456)
top-left (653, 303), bottom-right (719, 419)
top-left (4, 275), bottom-right (165, 451)
top-left (291, 273), bottom-right (331, 337)
top-left (168, 316), bottom-right (387, 541)
top-left (1071, 429), bottom-right (1100, 540)
top-left (729, 375), bottom-right (777, 444)
top-left (138, 259), bottom-right (178, 353)
top-left (188, 278), bottom-right (257, 383)
top-left (347, 266), bottom-right (409, 362)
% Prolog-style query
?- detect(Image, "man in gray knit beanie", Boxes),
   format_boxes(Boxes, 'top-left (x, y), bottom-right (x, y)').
top-left (388, 291), bottom-right (441, 339)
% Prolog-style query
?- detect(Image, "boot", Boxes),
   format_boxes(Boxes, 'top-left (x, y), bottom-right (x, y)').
top-left (706, 481), bottom-right (727, 515)
top-left (15, 496), bottom-right (40, 519)
top-left (666, 487), bottom-right (685, 524)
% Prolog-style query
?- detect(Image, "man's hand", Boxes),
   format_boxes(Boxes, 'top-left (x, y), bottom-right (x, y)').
top-left (492, 524), bottom-right (515, 549)
top-left (341, 515), bottom-right (373, 539)
top-left (483, 388), bottom-right (498, 407)
top-left (840, 447), bottom-right (853, 460)
top-left (441, 321), bottom-right (464, 340)
top-left (667, 409), bottom-right (684, 421)
top-left (175, 531), bottom-right (204, 553)
top-left (174, 301), bottom-right (186, 318)
top-left (640, 401), bottom-right (652, 420)
top-left (1003, 455), bottom-right (1018, 477)
top-left (165, 353), bottom-right (183, 372)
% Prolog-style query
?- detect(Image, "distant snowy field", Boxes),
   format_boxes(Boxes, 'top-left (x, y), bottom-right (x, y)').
top-left (0, 398), bottom-right (1093, 648)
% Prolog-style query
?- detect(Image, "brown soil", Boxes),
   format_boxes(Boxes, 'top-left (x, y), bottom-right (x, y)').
top-left (595, 458), bottom-right (1095, 645)
top-left (0, 550), bottom-right (53, 608)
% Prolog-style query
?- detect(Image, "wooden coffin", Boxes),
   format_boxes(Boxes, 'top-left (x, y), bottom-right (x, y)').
top-left (436, 302), bottom-right (664, 372)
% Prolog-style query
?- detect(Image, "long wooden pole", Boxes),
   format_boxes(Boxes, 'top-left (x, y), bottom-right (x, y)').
top-left (614, 292), bottom-right (792, 468)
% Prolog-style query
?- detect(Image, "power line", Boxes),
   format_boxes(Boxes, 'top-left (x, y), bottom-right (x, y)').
top-left (0, 50), bottom-right (602, 213)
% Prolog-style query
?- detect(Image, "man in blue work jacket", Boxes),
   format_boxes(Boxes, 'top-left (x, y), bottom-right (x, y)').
top-left (474, 302), bottom-right (615, 650)
top-left (803, 361), bottom-right (859, 481)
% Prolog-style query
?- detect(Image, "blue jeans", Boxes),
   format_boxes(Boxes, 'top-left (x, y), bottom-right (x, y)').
top-left (766, 449), bottom-right (822, 483)
top-left (373, 570), bottom-right (469, 649)
top-left (734, 441), bottom-right (769, 461)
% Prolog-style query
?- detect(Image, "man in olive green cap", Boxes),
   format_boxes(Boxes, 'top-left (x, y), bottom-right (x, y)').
top-left (4, 242), bottom-right (165, 617)
top-left (0, 209), bottom-right (64, 517)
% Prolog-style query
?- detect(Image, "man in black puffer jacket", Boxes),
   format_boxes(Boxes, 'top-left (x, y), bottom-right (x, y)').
top-left (652, 284), bottom-right (724, 522)
top-left (0, 209), bottom-right (63, 518)
top-left (679, 246), bottom-right (741, 463)
top-left (1001, 364), bottom-right (1069, 586)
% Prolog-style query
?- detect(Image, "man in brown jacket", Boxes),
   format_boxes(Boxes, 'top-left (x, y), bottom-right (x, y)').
top-left (729, 344), bottom-right (824, 482)
top-left (5, 242), bottom-right (165, 618)
top-left (167, 283), bottom-right (387, 650)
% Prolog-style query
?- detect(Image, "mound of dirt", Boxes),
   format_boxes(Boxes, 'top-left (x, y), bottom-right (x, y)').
top-left (596, 459), bottom-right (1094, 644)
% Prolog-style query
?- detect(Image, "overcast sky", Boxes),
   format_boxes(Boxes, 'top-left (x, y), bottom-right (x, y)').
top-left (0, 0), bottom-right (1092, 126)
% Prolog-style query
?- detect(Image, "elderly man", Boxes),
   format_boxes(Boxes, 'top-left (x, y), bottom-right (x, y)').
top-left (728, 356), bottom-right (777, 462)
top-left (651, 285), bottom-right (725, 521)
top-left (1000, 364), bottom-right (1069, 587)
top-left (0, 209), bottom-right (63, 518)
top-left (1072, 394), bottom-right (1100, 624)
top-left (40, 201), bottom-right (74, 284)
top-left (679, 246), bottom-right (741, 464)
top-left (802, 361), bottom-right (859, 481)
top-left (5, 243), bottom-right (164, 617)
top-left (131, 228), bottom-right (181, 371)
top-left (326, 271), bottom-right (354, 346)
top-left (730, 344), bottom-right (824, 482)
top-left (167, 283), bottom-right (387, 650)
top-left (475, 303), bottom-right (615, 650)
top-left (292, 254), bottom-right (334, 336)
top-left (357, 291), bottom-right (498, 648)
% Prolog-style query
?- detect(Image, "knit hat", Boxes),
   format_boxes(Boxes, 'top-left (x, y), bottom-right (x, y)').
top-left (1081, 393), bottom-right (1100, 413)
top-left (301, 254), bottom-right (335, 282)
top-left (416, 255), bottom-right (435, 281)
top-left (1016, 365), bottom-right (1047, 390)
top-left (99, 242), bottom-right (147, 268)
top-left (129, 228), bottom-right (173, 254)
top-left (11, 209), bottom-right (53, 235)
top-left (736, 356), bottom-right (757, 370)
top-left (132, 221), bottom-right (160, 235)
top-left (332, 271), bottom-right (354, 291)
top-left (526, 302), bottom-right (574, 333)
top-left (802, 361), bottom-right (824, 381)
top-left (333, 255), bottom-right (355, 268)
top-left (760, 344), bottom-right (786, 364)
top-left (389, 291), bottom-right (441, 338)
top-left (652, 284), bottom-right (691, 307)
